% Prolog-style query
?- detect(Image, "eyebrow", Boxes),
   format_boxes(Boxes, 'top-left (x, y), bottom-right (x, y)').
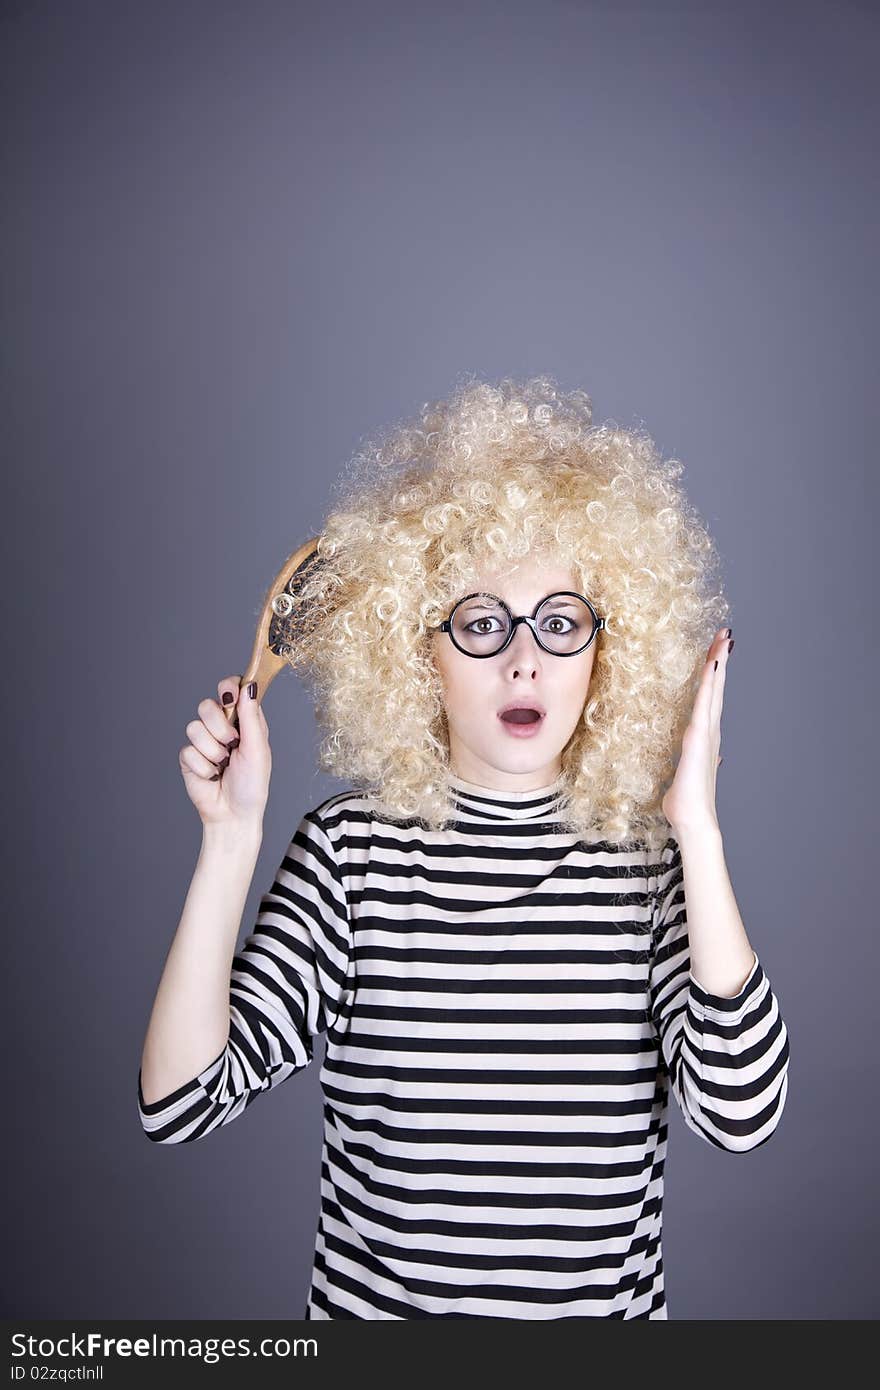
top-left (539, 596), bottom-right (580, 611)
top-left (460, 592), bottom-right (580, 611)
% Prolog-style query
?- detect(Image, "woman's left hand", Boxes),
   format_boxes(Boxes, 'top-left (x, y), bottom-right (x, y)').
top-left (661, 627), bottom-right (734, 834)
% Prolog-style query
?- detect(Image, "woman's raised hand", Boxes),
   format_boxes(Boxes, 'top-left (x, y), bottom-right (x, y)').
top-left (178, 676), bottom-right (272, 829)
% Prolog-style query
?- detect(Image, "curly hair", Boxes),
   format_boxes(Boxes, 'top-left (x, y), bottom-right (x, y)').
top-left (284, 372), bottom-right (730, 851)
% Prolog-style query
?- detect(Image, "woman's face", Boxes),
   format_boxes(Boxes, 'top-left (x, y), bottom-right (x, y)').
top-left (430, 555), bottom-right (599, 791)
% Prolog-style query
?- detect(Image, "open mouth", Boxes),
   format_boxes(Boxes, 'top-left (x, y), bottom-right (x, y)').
top-left (497, 704), bottom-right (546, 737)
top-left (500, 708), bottom-right (542, 724)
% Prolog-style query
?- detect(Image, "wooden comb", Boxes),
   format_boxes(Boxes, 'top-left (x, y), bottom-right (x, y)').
top-left (221, 535), bottom-right (324, 732)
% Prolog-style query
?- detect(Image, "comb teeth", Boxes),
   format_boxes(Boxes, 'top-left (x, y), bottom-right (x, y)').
top-left (270, 554), bottom-right (330, 655)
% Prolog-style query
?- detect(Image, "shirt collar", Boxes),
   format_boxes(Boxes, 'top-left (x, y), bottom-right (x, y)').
top-left (448, 771), bottom-right (567, 824)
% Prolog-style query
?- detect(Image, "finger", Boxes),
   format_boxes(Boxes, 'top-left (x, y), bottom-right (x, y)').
top-left (198, 693), bottom-right (240, 748)
top-left (216, 675), bottom-right (246, 733)
top-left (186, 713), bottom-right (234, 765)
top-left (709, 631), bottom-right (732, 727)
top-left (233, 677), bottom-right (267, 747)
top-left (216, 675), bottom-right (245, 729)
top-left (179, 743), bottom-right (226, 780)
top-left (218, 674), bottom-right (243, 706)
top-left (692, 640), bottom-right (723, 728)
top-left (695, 628), bottom-right (729, 720)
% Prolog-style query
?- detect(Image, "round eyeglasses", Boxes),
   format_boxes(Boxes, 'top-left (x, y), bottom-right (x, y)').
top-left (435, 591), bottom-right (605, 659)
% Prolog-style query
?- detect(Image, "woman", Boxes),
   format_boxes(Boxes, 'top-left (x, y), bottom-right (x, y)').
top-left (138, 374), bottom-right (790, 1319)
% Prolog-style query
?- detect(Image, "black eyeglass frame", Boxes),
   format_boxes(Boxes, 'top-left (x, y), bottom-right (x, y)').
top-left (435, 590), bottom-right (606, 659)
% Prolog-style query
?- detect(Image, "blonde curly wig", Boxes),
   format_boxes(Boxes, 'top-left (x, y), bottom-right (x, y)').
top-left (285, 372), bottom-right (730, 851)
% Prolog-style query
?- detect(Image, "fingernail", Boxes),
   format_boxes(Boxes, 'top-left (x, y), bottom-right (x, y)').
top-left (222, 691), bottom-right (235, 705)
top-left (247, 681), bottom-right (257, 699)
top-left (218, 756), bottom-right (229, 770)
top-left (210, 772), bottom-right (221, 781)
top-left (719, 757), bottom-right (724, 766)
top-left (228, 737), bottom-right (240, 751)
top-left (714, 659), bottom-right (718, 670)
top-left (725, 627), bottom-right (732, 638)
top-left (728, 638), bottom-right (735, 653)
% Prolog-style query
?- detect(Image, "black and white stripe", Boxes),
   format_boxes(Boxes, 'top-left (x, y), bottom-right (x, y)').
top-left (139, 773), bottom-right (790, 1319)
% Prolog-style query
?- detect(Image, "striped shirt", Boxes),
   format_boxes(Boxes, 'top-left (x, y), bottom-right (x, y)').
top-left (138, 773), bottom-right (790, 1319)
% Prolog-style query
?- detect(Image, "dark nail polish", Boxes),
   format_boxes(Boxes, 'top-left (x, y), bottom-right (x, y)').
top-left (714, 659), bottom-right (718, 670)
top-left (222, 691), bottom-right (234, 705)
top-left (728, 638), bottom-right (735, 653)
top-left (725, 627), bottom-right (732, 638)
top-left (210, 773), bottom-right (220, 781)
top-left (247, 681), bottom-right (257, 699)
top-left (218, 756), bottom-right (229, 770)
top-left (228, 737), bottom-right (240, 751)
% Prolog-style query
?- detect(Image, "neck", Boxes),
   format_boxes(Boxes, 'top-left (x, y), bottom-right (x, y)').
top-left (446, 758), bottom-right (563, 795)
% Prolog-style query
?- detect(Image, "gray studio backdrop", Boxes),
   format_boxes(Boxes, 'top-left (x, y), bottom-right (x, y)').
top-left (4, 0), bottom-right (877, 1320)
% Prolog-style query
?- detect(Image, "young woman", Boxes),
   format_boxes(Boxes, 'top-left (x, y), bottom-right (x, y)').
top-left (138, 374), bottom-right (790, 1319)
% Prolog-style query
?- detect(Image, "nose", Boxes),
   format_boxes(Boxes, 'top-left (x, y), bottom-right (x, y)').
top-left (501, 620), bottom-right (543, 669)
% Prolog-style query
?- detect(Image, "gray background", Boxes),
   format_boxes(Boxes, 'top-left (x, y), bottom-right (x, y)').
top-left (3, 0), bottom-right (877, 1320)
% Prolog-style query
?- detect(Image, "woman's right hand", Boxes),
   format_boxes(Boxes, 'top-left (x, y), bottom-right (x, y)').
top-left (178, 676), bottom-right (272, 829)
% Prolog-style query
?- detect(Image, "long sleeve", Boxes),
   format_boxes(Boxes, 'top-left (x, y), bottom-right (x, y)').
top-left (648, 837), bottom-right (790, 1153)
top-left (138, 810), bottom-right (351, 1144)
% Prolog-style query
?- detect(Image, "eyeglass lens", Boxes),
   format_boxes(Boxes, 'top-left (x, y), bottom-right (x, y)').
top-left (450, 594), bottom-right (596, 655)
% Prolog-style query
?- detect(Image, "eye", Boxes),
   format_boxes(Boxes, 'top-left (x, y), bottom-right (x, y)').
top-left (540, 614), bottom-right (579, 634)
top-left (464, 616), bottom-right (505, 634)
